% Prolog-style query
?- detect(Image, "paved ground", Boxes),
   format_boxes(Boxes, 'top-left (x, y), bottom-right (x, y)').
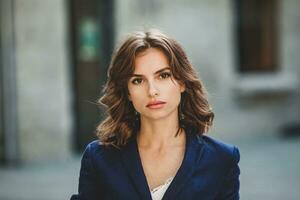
top-left (0, 155), bottom-right (81, 200)
top-left (237, 134), bottom-right (300, 200)
top-left (0, 134), bottom-right (300, 200)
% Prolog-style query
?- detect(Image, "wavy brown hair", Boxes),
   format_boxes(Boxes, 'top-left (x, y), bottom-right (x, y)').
top-left (96, 29), bottom-right (214, 147)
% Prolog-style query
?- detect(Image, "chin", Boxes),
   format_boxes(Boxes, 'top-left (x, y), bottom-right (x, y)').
top-left (142, 110), bottom-right (177, 121)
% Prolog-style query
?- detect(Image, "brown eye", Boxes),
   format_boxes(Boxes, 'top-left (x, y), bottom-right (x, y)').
top-left (131, 78), bottom-right (143, 85)
top-left (159, 72), bottom-right (171, 79)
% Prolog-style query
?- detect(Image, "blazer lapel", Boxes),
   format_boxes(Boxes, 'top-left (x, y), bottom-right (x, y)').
top-left (162, 132), bottom-right (205, 200)
top-left (120, 137), bottom-right (152, 200)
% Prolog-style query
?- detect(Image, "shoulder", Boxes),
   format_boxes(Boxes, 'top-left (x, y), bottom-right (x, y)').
top-left (83, 140), bottom-right (103, 156)
top-left (196, 134), bottom-right (240, 167)
top-left (82, 140), bottom-right (120, 163)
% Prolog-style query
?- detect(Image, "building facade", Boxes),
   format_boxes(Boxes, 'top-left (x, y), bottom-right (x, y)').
top-left (1, 0), bottom-right (299, 164)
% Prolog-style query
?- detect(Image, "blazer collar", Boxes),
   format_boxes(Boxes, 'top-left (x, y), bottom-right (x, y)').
top-left (162, 131), bottom-right (205, 200)
top-left (120, 130), bottom-right (205, 200)
top-left (121, 135), bottom-right (152, 200)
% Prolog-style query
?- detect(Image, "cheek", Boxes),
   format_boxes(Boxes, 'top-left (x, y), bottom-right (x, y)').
top-left (167, 85), bottom-right (183, 104)
top-left (129, 94), bottom-right (145, 113)
top-left (128, 87), bottom-right (145, 104)
top-left (127, 85), bottom-right (136, 101)
top-left (167, 82), bottom-right (183, 95)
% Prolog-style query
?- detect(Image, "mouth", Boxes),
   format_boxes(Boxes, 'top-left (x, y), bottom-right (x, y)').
top-left (146, 101), bottom-right (166, 108)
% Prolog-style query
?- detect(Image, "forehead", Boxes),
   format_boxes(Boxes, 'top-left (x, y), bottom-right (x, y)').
top-left (133, 48), bottom-right (170, 73)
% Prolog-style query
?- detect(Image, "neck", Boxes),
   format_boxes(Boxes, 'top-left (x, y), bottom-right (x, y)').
top-left (137, 116), bottom-right (185, 150)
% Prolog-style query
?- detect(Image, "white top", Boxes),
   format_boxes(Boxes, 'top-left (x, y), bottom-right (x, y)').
top-left (150, 177), bottom-right (174, 200)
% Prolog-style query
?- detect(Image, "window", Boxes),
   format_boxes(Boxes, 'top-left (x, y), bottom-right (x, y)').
top-left (235, 0), bottom-right (279, 73)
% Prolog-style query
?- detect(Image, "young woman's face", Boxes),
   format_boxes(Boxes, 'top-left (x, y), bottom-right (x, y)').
top-left (128, 48), bottom-right (185, 121)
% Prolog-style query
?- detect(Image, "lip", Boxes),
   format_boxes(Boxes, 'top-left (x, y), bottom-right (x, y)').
top-left (146, 101), bottom-right (166, 108)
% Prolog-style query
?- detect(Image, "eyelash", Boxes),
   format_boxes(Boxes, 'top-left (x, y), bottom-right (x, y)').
top-left (131, 72), bottom-right (172, 85)
top-left (159, 72), bottom-right (171, 79)
top-left (131, 78), bottom-right (143, 85)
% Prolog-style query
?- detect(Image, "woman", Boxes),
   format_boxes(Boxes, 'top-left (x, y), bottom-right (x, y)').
top-left (71, 29), bottom-right (240, 200)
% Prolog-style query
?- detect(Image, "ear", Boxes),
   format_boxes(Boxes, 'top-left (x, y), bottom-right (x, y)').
top-left (128, 93), bottom-right (132, 101)
top-left (179, 82), bottom-right (186, 93)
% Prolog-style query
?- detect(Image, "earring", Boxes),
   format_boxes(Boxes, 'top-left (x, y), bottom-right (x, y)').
top-left (134, 110), bottom-right (139, 121)
top-left (179, 112), bottom-right (185, 121)
top-left (179, 103), bottom-right (185, 128)
top-left (132, 110), bottom-right (140, 130)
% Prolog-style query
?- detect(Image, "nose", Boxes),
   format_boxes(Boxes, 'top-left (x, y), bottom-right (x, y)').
top-left (148, 80), bottom-right (159, 98)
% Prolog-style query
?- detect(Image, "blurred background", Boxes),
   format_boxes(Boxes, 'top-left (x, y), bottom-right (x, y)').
top-left (0, 0), bottom-right (300, 199)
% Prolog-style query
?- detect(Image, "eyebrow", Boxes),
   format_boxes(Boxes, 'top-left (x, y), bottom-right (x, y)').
top-left (131, 67), bottom-right (171, 77)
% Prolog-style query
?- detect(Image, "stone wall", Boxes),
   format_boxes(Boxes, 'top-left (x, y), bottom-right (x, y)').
top-left (115, 0), bottom-right (300, 140)
top-left (14, 0), bottom-right (73, 162)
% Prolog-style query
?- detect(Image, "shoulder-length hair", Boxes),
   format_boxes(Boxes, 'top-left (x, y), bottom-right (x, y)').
top-left (96, 29), bottom-right (214, 147)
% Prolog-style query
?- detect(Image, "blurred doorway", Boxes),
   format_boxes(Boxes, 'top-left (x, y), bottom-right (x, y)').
top-left (69, 0), bottom-right (115, 152)
top-left (0, 0), bottom-right (18, 164)
top-left (0, 46), bottom-right (3, 163)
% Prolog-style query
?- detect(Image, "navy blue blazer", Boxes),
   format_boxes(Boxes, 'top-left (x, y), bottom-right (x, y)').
top-left (71, 132), bottom-right (240, 200)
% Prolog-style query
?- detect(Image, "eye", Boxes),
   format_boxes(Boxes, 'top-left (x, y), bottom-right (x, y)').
top-left (131, 78), bottom-right (143, 85)
top-left (159, 72), bottom-right (171, 79)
